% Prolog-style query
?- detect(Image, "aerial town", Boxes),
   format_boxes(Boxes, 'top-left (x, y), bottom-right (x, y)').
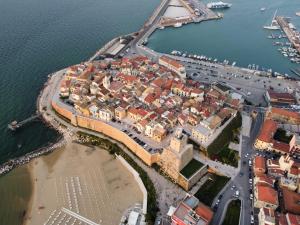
top-left (49, 51), bottom-right (300, 225)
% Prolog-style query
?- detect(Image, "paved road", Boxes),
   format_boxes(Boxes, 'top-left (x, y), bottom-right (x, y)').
top-left (210, 112), bottom-right (263, 225)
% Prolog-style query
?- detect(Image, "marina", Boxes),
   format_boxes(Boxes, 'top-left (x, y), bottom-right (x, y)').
top-left (159, 0), bottom-right (220, 28)
top-left (276, 16), bottom-right (300, 54)
top-left (147, 0), bottom-right (300, 76)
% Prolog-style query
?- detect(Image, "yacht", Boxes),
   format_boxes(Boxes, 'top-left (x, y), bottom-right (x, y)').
top-left (207, 1), bottom-right (232, 9)
top-left (173, 22), bottom-right (182, 28)
top-left (263, 10), bottom-right (280, 30)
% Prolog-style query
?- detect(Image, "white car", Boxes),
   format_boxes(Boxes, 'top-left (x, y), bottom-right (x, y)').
top-left (251, 215), bottom-right (254, 224)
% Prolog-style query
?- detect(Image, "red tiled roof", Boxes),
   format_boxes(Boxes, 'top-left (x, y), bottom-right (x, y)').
top-left (286, 213), bottom-right (300, 225)
top-left (254, 156), bottom-right (266, 171)
top-left (268, 90), bottom-right (296, 102)
top-left (282, 188), bottom-right (300, 215)
top-left (272, 141), bottom-right (290, 154)
top-left (195, 203), bottom-right (214, 223)
top-left (257, 119), bottom-right (277, 143)
top-left (270, 107), bottom-right (300, 121)
top-left (257, 185), bottom-right (278, 205)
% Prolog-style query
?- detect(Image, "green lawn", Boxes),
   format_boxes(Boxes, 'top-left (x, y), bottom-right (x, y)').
top-left (222, 200), bottom-right (241, 225)
top-left (194, 174), bottom-right (230, 206)
top-left (180, 159), bottom-right (204, 179)
top-left (216, 146), bottom-right (239, 167)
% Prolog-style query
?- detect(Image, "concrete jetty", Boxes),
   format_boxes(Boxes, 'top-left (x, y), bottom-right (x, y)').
top-left (276, 16), bottom-right (300, 53)
top-left (8, 113), bottom-right (40, 131)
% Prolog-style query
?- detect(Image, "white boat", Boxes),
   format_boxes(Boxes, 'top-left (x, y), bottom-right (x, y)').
top-left (207, 1), bottom-right (232, 9)
top-left (289, 23), bottom-right (296, 30)
top-left (263, 10), bottom-right (280, 30)
top-left (173, 22), bottom-right (182, 28)
top-left (260, 7), bottom-right (266, 12)
top-left (296, 12), bottom-right (300, 17)
top-left (159, 26), bottom-right (165, 30)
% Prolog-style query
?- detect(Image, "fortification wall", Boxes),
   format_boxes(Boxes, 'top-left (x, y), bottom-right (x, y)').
top-left (52, 100), bottom-right (159, 166)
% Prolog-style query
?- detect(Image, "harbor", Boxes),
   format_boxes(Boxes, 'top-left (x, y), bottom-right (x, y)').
top-left (276, 16), bottom-right (300, 54)
top-left (158, 0), bottom-right (221, 28)
top-left (147, 0), bottom-right (300, 76)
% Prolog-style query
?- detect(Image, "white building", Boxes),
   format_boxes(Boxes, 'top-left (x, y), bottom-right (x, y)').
top-left (192, 124), bottom-right (212, 144)
top-left (98, 108), bottom-right (114, 122)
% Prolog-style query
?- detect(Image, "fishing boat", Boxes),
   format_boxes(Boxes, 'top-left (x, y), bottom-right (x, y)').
top-left (263, 10), bottom-right (280, 30)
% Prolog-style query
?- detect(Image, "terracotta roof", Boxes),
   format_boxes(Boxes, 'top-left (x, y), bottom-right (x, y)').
top-left (270, 107), bottom-right (300, 121)
top-left (256, 174), bottom-right (274, 186)
top-left (257, 185), bottom-right (278, 205)
top-left (286, 213), bottom-right (300, 225)
top-left (195, 203), bottom-right (214, 223)
top-left (268, 90), bottom-right (296, 102)
top-left (257, 119), bottom-right (277, 143)
top-left (272, 141), bottom-right (290, 154)
top-left (282, 188), bottom-right (300, 215)
top-left (254, 156), bottom-right (266, 172)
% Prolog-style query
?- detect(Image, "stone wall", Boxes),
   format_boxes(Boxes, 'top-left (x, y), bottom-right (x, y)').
top-left (52, 101), bottom-right (159, 166)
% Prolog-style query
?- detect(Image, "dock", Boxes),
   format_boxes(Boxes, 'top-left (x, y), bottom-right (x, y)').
top-left (8, 113), bottom-right (41, 131)
top-left (276, 16), bottom-right (300, 53)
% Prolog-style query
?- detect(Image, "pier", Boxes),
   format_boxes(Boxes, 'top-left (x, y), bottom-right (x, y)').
top-left (276, 16), bottom-right (300, 54)
top-left (8, 113), bottom-right (41, 131)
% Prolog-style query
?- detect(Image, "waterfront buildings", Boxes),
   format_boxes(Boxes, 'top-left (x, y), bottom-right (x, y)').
top-left (159, 56), bottom-right (186, 79)
top-left (265, 90), bottom-right (297, 107)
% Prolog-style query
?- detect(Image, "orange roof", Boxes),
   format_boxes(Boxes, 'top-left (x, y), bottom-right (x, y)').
top-left (257, 119), bottom-right (277, 143)
top-left (257, 185), bottom-right (278, 205)
top-left (195, 203), bottom-right (214, 223)
top-left (282, 188), bottom-right (300, 214)
top-left (159, 56), bottom-right (184, 69)
top-left (254, 156), bottom-right (266, 172)
top-left (256, 174), bottom-right (274, 186)
top-left (152, 78), bottom-right (165, 87)
top-left (270, 107), bottom-right (300, 121)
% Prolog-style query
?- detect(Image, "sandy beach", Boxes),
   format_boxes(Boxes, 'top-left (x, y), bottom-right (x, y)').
top-left (23, 141), bottom-right (143, 225)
